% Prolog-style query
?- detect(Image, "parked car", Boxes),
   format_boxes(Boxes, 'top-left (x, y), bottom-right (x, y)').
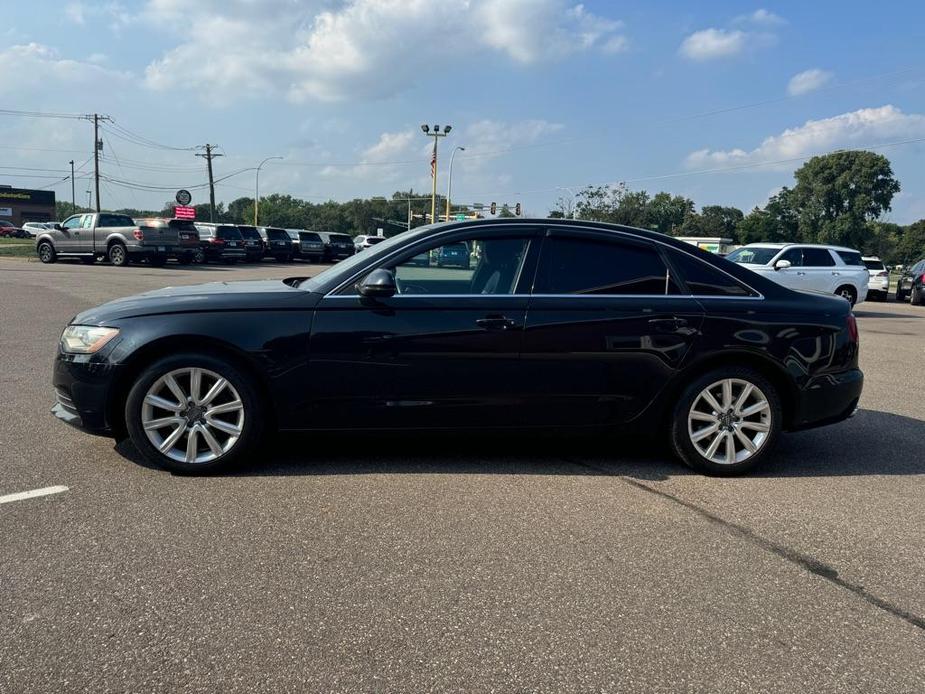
top-left (354, 234), bottom-right (386, 252)
top-left (235, 225), bottom-right (266, 262)
top-left (22, 222), bottom-right (50, 238)
top-left (895, 258), bottom-right (925, 305)
top-left (862, 256), bottom-right (890, 301)
top-left (258, 227), bottom-right (294, 262)
top-left (725, 243), bottom-right (869, 305)
top-left (193, 223), bottom-right (247, 264)
top-left (51, 218), bottom-right (862, 476)
top-left (286, 229), bottom-right (324, 263)
top-left (317, 231), bottom-right (355, 262)
top-left (133, 218), bottom-right (200, 265)
top-left (35, 212), bottom-right (181, 266)
top-left (434, 241), bottom-right (471, 268)
top-left (0, 220), bottom-right (28, 238)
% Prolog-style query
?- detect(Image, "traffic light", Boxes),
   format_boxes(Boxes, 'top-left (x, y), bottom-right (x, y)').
top-left (490, 202), bottom-right (497, 215)
top-left (515, 203), bottom-right (521, 216)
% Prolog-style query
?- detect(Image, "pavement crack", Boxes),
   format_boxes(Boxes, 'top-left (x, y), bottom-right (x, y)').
top-left (568, 458), bottom-right (925, 634)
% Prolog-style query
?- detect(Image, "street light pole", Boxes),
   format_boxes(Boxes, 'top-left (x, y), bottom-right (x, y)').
top-left (445, 146), bottom-right (465, 222)
top-left (254, 156), bottom-right (283, 226)
top-left (421, 124), bottom-right (451, 223)
top-left (69, 160), bottom-right (76, 210)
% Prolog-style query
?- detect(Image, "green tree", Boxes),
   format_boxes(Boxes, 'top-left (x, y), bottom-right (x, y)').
top-left (897, 220), bottom-right (925, 264)
top-left (648, 192), bottom-right (694, 235)
top-left (790, 151), bottom-right (901, 248)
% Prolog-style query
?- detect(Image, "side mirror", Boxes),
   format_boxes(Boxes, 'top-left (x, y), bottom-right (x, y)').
top-left (357, 268), bottom-right (397, 298)
top-left (774, 259), bottom-right (792, 271)
top-left (54, 223), bottom-right (64, 231)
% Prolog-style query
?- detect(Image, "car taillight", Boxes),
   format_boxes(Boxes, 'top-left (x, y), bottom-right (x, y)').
top-left (133, 229), bottom-right (144, 240)
top-left (846, 313), bottom-right (859, 345)
top-left (209, 237), bottom-right (225, 245)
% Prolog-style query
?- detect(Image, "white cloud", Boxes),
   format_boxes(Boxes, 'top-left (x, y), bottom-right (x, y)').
top-left (65, 2), bottom-right (86, 24)
top-left (787, 68), bottom-right (833, 96)
top-left (0, 43), bottom-right (130, 97)
top-left (734, 9), bottom-right (785, 26)
top-left (64, 2), bottom-right (132, 30)
top-left (684, 105), bottom-right (925, 170)
top-left (141, 0), bottom-right (628, 102)
top-left (679, 28), bottom-right (747, 60)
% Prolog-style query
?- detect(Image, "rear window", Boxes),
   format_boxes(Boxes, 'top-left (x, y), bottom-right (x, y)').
top-left (217, 226), bottom-right (243, 240)
top-left (237, 226), bottom-right (261, 240)
top-left (366, 236), bottom-right (385, 245)
top-left (328, 234), bottom-right (352, 243)
top-left (863, 259), bottom-right (885, 271)
top-left (836, 250), bottom-right (864, 266)
top-left (264, 228), bottom-right (289, 241)
top-left (299, 232), bottom-right (322, 242)
top-left (98, 214), bottom-right (134, 227)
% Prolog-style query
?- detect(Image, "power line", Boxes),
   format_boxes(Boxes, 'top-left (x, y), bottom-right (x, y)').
top-left (0, 108), bottom-right (88, 120)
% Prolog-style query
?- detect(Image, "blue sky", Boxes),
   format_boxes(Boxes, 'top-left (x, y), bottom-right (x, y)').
top-left (2, 1), bottom-right (924, 222)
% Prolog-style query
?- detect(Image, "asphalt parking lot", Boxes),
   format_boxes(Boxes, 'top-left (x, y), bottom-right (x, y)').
top-left (2, 257), bottom-right (925, 692)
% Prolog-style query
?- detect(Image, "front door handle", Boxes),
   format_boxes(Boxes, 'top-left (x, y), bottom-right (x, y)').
top-left (648, 317), bottom-right (688, 332)
top-left (832, 271), bottom-right (840, 276)
top-left (476, 315), bottom-right (519, 331)
top-left (796, 271), bottom-right (806, 276)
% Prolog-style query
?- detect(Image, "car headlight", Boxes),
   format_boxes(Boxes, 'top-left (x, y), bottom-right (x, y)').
top-left (60, 325), bottom-right (120, 354)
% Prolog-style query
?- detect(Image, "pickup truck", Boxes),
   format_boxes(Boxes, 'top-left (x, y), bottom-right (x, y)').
top-left (35, 212), bottom-right (182, 266)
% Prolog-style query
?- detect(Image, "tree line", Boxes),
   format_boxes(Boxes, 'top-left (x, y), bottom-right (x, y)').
top-left (53, 150), bottom-right (925, 265)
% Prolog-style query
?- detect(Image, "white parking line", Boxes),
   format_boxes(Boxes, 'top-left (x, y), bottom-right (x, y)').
top-left (0, 485), bottom-right (69, 505)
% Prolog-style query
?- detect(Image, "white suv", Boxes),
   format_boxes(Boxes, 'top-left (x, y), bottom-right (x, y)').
top-left (726, 243), bottom-right (869, 305)
top-left (862, 256), bottom-right (890, 301)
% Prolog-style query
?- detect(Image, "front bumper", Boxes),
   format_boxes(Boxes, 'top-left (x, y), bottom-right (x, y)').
top-left (51, 355), bottom-right (122, 435)
top-left (790, 368), bottom-right (863, 431)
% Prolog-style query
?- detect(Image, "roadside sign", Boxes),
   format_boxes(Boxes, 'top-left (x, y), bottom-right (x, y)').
top-left (175, 189), bottom-right (192, 206)
top-left (175, 205), bottom-right (196, 220)
top-left (455, 214), bottom-right (466, 221)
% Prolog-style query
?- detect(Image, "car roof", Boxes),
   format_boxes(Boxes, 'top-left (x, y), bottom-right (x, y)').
top-left (738, 242), bottom-right (861, 252)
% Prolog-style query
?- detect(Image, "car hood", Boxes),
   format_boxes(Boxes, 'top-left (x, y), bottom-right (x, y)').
top-left (72, 279), bottom-right (311, 324)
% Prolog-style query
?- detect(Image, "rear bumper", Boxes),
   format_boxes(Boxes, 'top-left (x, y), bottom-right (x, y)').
top-left (790, 368), bottom-right (863, 431)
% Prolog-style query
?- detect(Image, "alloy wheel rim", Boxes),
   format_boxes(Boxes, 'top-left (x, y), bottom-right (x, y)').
top-left (688, 378), bottom-right (771, 465)
top-left (40, 245), bottom-right (51, 261)
top-left (112, 247), bottom-right (124, 263)
top-left (141, 367), bottom-right (244, 464)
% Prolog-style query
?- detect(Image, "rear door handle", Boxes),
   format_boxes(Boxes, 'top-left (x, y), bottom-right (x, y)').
top-left (476, 315), bottom-right (519, 331)
top-left (832, 271), bottom-right (840, 276)
top-left (648, 317), bottom-right (688, 332)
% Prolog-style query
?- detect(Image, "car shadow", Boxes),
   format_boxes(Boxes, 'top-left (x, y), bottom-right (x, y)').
top-left (854, 308), bottom-right (913, 319)
top-left (113, 409), bottom-right (925, 481)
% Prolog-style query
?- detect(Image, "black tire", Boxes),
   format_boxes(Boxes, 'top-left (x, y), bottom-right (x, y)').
top-left (895, 288), bottom-right (906, 302)
top-left (912, 287), bottom-right (924, 306)
top-left (176, 253), bottom-right (193, 266)
top-left (108, 242), bottom-right (128, 267)
top-left (669, 366), bottom-right (782, 476)
top-left (37, 241), bottom-right (56, 264)
top-left (835, 285), bottom-right (857, 306)
top-left (193, 249), bottom-right (206, 264)
top-left (124, 353), bottom-right (265, 474)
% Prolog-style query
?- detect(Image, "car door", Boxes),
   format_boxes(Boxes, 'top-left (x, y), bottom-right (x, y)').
top-left (769, 247), bottom-right (806, 290)
top-left (55, 214), bottom-right (84, 252)
top-left (304, 226), bottom-right (541, 429)
top-left (800, 247), bottom-right (839, 293)
top-left (519, 229), bottom-right (704, 427)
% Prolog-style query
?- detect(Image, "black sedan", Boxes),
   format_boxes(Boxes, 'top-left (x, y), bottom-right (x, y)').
top-left (51, 219), bottom-right (862, 475)
top-left (895, 257), bottom-right (925, 305)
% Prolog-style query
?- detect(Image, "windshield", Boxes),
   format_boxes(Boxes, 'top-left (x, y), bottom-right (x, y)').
top-left (300, 228), bottom-right (417, 291)
top-left (726, 247), bottom-right (780, 265)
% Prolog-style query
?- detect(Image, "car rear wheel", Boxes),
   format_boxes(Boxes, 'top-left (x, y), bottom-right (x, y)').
top-left (125, 354), bottom-right (264, 473)
top-left (108, 242), bottom-right (128, 267)
top-left (670, 367), bottom-right (782, 475)
top-left (38, 241), bottom-right (56, 263)
top-left (835, 285), bottom-right (857, 306)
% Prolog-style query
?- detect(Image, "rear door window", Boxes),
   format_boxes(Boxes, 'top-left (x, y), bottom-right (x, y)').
top-left (802, 248), bottom-right (836, 267)
top-left (836, 250), bottom-right (864, 266)
top-left (534, 235), bottom-right (681, 295)
top-left (98, 214), bottom-right (134, 227)
top-left (668, 250), bottom-right (755, 297)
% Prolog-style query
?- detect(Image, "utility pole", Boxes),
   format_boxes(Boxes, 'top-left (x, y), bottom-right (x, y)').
top-left (69, 160), bottom-right (76, 210)
top-left (196, 144), bottom-right (223, 222)
top-left (83, 113), bottom-right (111, 212)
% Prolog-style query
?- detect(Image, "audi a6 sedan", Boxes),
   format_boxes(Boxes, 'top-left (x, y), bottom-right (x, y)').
top-left (51, 219), bottom-right (862, 475)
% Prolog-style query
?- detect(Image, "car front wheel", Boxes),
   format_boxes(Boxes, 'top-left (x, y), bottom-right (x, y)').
top-left (670, 367), bottom-right (782, 475)
top-left (37, 241), bottom-right (56, 263)
top-left (125, 354), bottom-right (264, 473)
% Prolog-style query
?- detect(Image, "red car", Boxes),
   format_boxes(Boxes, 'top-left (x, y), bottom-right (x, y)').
top-left (0, 220), bottom-right (28, 238)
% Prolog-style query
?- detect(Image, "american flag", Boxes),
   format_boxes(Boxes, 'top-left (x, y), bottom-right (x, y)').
top-left (430, 143), bottom-right (436, 179)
